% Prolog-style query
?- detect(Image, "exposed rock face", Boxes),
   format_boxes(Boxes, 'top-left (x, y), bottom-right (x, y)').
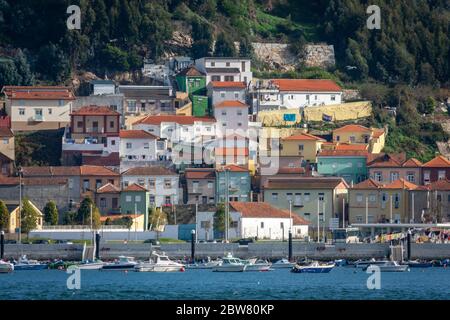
top-left (250, 42), bottom-right (336, 71)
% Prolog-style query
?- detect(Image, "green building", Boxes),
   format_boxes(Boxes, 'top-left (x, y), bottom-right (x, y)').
top-left (175, 66), bottom-right (208, 116)
top-left (317, 150), bottom-right (368, 185)
top-left (216, 165), bottom-right (251, 202)
top-left (120, 184), bottom-right (150, 230)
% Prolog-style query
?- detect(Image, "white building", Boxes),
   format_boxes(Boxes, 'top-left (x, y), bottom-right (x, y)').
top-left (214, 100), bottom-right (249, 134)
top-left (119, 130), bottom-right (158, 162)
top-left (195, 57), bottom-right (252, 86)
top-left (90, 80), bottom-right (116, 95)
top-left (2, 86), bottom-right (75, 131)
top-left (252, 79), bottom-right (342, 112)
top-left (196, 202), bottom-right (309, 241)
top-left (121, 166), bottom-right (181, 207)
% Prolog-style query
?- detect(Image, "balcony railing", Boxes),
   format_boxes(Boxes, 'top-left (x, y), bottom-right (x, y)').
top-left (32, 114), bottom-right (44, 122)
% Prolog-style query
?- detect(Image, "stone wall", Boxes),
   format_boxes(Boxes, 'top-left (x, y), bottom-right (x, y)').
top-left (303, 44), bottom-right (336, 68)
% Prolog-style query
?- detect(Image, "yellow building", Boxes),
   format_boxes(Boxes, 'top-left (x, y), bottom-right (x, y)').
top-left (281, 132), bottom-right (325, 163)
top-left (333, 124), bottom-right (385, 153)
top-left (100, 214), bottom-right (146, 231)
top-left (5, 201), bottom-right (44, 234)
top-left (0, 127), bottom-right (14, 176)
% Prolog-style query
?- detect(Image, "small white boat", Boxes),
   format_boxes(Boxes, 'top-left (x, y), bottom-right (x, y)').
top-left (13, 255), bottom-right (48, 270)
top-left (212, 253), bottom-right (246, 272)
top-left (186, 257), bottom-right (222, 269)
top-left (271, 258), bottom-right (296, 269)
top-left (363, 261), bottom-right (410, 272)
top-left (77, 259), bottom-right (104, 270)
top-left (242, 258), bottom-right (272, 272)
top-left (0, 260), bottom-right (14, 273)
top-left (354, 258), bottom-right (390, 268)
top-left (135, 252), bottom-right (185, 272)
top-left (102, 256), bottom-right (138, 271)
top-left (292, 261), bottom-right (335, 273)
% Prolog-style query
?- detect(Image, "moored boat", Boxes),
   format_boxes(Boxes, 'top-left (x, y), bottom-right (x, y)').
top-left (291, 261), bottom-right (335, 273)
top-left (271, 258), bottom-right (296, 269)
top-left (0, 260), bottom-right (14, 273)
top-left (354, 258), bottom-right (389, 268)
top-left (77, 259), bottom-right (105, 270)
top-left (101, 256), bottom-right (138, 271)
top-left (135, 252), bottom-right (185, 272)
top-left (212, 253), bottom-right (246, 272)
top-left (362, 261), bottom-right (409, 272)
top-left (242, 259), bottom-right (272, 272)
top-left (13, 255), bottom-right (48, 271)
top-left (407, 260), bottom-right (433, 268)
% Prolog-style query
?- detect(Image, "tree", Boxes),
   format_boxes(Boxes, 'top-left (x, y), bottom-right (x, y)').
top-left (101, 44), bottom-right (130, 72)
top-left (43, 201), bottom-right (58, 226)
top-left (77, 197), bottom-right (101, 229)
top-left (0, 200), bottom-right (9, 231)
top-left (214, 32), bottom-right (236, 57)
top-left (36, 43), bottom-right (71, 83)
top-left (0, 58), bottom-right (20, 88)
top-left (14, 49), bottom-right (33, 85)
top-left (239, 35), bottom-right (254, 58)
top-left (213, 203), bottom-right (232, 236)
top-left (63, 211), bottom-right (77, 225)
top-left (21, 198), bottom-right (39, 236)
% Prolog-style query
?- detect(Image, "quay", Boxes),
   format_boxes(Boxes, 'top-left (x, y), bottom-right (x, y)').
top-left (3, 242), bottom-right (450, 261)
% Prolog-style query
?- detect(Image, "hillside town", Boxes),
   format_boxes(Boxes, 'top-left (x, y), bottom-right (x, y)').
top-left (0, 56), bottom-right (449, 244)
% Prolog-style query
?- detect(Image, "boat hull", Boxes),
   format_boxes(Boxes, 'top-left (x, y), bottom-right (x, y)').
top-left (135, 265), bottom-right (184, 272)
top-left (0, 263), bottom-right (14, 273)
top-left (291, 265), bottom-right (334, 273)
top-left (212, 265), bottom-right (246, 272)
top-left (77, 263), bottom-right (105, 270)
top-left (245, 264), bottom-right (272, 272)
top-left (101, 263), bottom-right (137, 271)
top-left (363, 264), bottom-right (409, 272)
top-left (14, 264), bottom-right (48, 271)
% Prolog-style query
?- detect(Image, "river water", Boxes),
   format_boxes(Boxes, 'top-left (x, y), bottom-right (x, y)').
top-left (1, 267), bottom-right (449, 300)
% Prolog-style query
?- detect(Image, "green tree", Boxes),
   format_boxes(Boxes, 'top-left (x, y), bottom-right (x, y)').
top-left (63, 211), bottom-right (77, 225)
top-left (21, 198), bottom-right (39, 236)
top-left (0, 200), bottom-right (9, 231)
top-left (14, 49), bottom-right (33, 85)
top-left (43, 201), bottom-right (58, 226)
top-left (0, 58), bottom-right (20, 88)
top-left (77, 197), bottom-right (101, 229)
top-left (213, 203), bottom-right (232, 234)
top-left (101, 44), bottom-right (130, 72)
top-left (36, 43), bottom-right (71, 83)
top-left (239, 35), bottom-right (253, 58)
top-left (214, 32), bottom-right (236, 57)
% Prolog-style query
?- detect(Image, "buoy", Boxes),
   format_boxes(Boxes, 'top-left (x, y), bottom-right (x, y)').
top-left (180, 267), bottom-right (185, 272)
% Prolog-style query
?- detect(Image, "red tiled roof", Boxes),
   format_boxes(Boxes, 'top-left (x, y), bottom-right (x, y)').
top-left (96, 183), bottom-right (121, 193)
top-left (402, 158), bottom-right (423, 167)
top-left (123, 183), bottom-right (148, 192)
top-left (82, 152), bottom-right (120, 167)
top-left (372, 128), bottom-right (385, 138)
top-left (215, 147), bottom-right (249, 156)
top-left (426, 179), bottom-right (450, 191)
top-left (352, 178), bottom-right (384, 189)
top-left (217, 164), bottom-right (248, 172)
top-left (0, 174), bottom-right (19, 185)
top-left (214, 100), bottom-right (247, 108)
top-left (383, 179), bottom-right (420, 190)
top-left (423, 155), bottom-right (450, 167)
top-left (0, 127), bottom-right (13, 137)
top-left (133, 115), bottom-right (216, 125)
top-left (23, 177), bottom-right (67, 186)
top-left (333, 124), bottom-right (372, 133)
top-left (71, 105), bottom-right (120, 116)
top-left (80, 165), bottom-right (119, 176)
top-left (211, 81), bottom-right (246, 89)
top-left (2, 86), bottom-right (75, 101)
top-left (22, 166), bottom-right (80, 177)
top-left (335, 143), bottom-right (368, 151)
top-left (318, 150), bottom-right (369, 157)
top-left (176, 66), bottom-right (204, 77)
top-left (119, 130), bottom-right (157, 139)
top-left (122, 166), bottom-right (176, 176)
top-left (283, 133), bottom-right (325, 141)
top-left (230, 201), bottom-right (309, 223)
top-left (185, 169), bottom-right (216, 179)
top-left (271, 79), bottom-right (341, 92)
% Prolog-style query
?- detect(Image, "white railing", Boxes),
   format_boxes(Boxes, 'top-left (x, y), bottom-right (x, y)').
top-left (42, 225), bottom-right (128, 230)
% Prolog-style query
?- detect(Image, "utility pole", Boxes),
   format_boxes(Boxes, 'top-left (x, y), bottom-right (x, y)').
top-left (390, 195), bottom-right (393, 223)
top-left (317, 199), bottom-right (320, 243)
top-left (411, 192), bottom-right (415, 223)
top-left (18, 167), bottom-right (23, 244)
top-left (342, 197), bottom-right (345, 229)
top-left (366, 196), bottom-right (369, 224)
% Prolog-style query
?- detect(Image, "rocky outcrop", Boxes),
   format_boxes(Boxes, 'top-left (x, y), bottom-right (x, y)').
top-left (303, 44), bottom-right (336, 68)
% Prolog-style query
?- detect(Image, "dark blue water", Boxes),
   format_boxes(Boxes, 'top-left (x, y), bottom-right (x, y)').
top-left (1, 267), bottom-right (449, 300)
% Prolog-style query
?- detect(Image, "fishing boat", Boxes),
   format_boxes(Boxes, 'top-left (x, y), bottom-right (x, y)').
top-left (212, 253), bottom-right (246, 272)
top-left (185, 257), bottom-right (222, 269)
top-left (0, 260), bottom-right (14, 273)
top-left (271, 258), bottom-right (296, 269)
top-left (291, 261), bottom-right (335, 273)
top-left (362, 261), bottom-right (409, 272)
top-left (354, 258), bottom-right (389, 268)
top-left (101, 256), bottom-right (138, 271)
top-left (334, 259), bottom-right (349, 267)
top-left (242, 258), bottom-right (272, 272)
top-left (407, 260), bottom-right (433, 268)
top-left (13, 255), bottom-right (48, 270)
top-left (77, 259), bottom-right (105, 270)
top-left (135, 252), bottom-right (185, 272)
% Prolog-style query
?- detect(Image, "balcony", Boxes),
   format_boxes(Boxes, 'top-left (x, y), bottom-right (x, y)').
top-left (85, 127), bottom-right (105, 133)
top-left (31, 114), bottom-right (44, 122)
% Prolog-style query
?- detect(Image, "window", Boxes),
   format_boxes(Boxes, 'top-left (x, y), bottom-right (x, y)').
top-left (356, 215), bottom-right (363, 223)
top-left (315, 95), bottom-right (318, 100)
top-left (201, 221), bottom-right (211, 229)
top-left (149, 179), bottom-right (155, 188)
top-left (390, 172), bottom-right (399, 182)
top-left (349, 136), bottom-right (356, 143)
top-left (303, 193), bottom-right (310, 202)
top-left (304, 213), bottom-right (311, 218)
top-left (271, 193), bottom-right (278, 201)
top-left (230, 221), bottom-right (238, 228)
top-left (135, 195), bottom-right (141, 202)
top-left (211, 62), bottom-right (215, 67)
top-left (207, 181), bottom-right (213, 189)
top-left (126, 196), bottom-right (132, 202)
top-left (224, 76), bottom-right (234, 81)
top-left (237, 122), bottom-right (242, 127)
top-left (234, 92), bottom-right (239, 99)
top-left (260, 222), bottom-right (264, 229)
top-left (331, 95), bottom-right (336, 101)
top-left (109, 121), bottom-right (115, 128)
top-left (68, 178), bottom-right (74, 189)
top-left (77, 121), bottom-right (83, 128)
top-left (374, 172), bottom-right (382, 182)
top-left (193, 181), bottom-right (199, 192)
top-left (100, 198), bottom-right (106, 208)
top-left (336, 135), bottom-right (340, 142)
top-left (286, 193), bottom-right (293, 201)
top-left (165, 196), bottom-right (171, 205)
top-left (141, 103), bottom-right (146, 112)
top-left (241, 61), bottom-right (246, 72)
top-left (220, 92), bottom-right (225, 98)
top-left (294, 193), bottom-right (302, 206)
top-left (137, 178), bottom-right (145, 186)
top-left (144, 143), bottom-right (149, 149)
top-left (48, 108), bottom-right (52, 115)
top-left (237, 110), bottom-right (242, 116)
top-left (82, 179), bottom-right (89, 192)
top-left (149, 195), bottom-right (155, 204)
top-left (164, 179), bottom-right (172, 188)
top-left (424, 171), bottom-right (430, 183)
top-left (19, 108), bottom-right (25, 116)
top-left (211, 75), bottom-right (220, 81)
top-left (280, 222), bottom-right (284, 229)
top-left (58, 100), bottom-right (64, 106)
top-left (406, 172), bottom-right (415, 182)
top-left (221, 111), bottom-right (227, 116)
top-left (2, 138), bottom-right (7, 145)
top-left (126, 142), bottom-right (132, 149)
top-left (226, 62), bottom-right (230, 67)
top-left (369, 194), bottom-right (376, 202)
top-left (356, 194), bottom-right (363, 203)
top-left (438, 170), bottom-right (446, 180)
top-left (394, 194), bottom-right (400, 208)
top-left (298, 144), bottom-right (304, 151)
top-left (318, 193), bottom-right (325, 201)
top-left (128, 100), bottom-right (136, 112)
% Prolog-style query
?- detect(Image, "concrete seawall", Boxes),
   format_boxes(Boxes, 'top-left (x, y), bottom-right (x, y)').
top-left (4, 243), bottom-right (450, 261)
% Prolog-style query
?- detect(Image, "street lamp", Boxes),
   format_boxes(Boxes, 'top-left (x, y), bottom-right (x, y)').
top-left (18, 166), bottom-right (23, 244)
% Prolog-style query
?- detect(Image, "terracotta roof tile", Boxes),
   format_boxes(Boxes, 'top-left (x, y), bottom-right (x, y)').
top-left (383, 179), bottom-right (420, 190)
top-left (211, 81), bottom-right (246, 89)
top-left (229, 202), bottom-right (308, 224)
top-left (22, 166), bottom-right (80, 177)
top-left (80, 165), bottom-right (119, 176)
top-left (96, 183), bottom-right (121, 193)
top-left (423, 155), bottom-right (450, 167)
top-left (352, 178), bottom-right (384, 189)
top-left (214, 100), bottom-right (248, 108)
top-left (0, 174), bottom-right (19, 185)
top-left (176, 66), bottom-right (204, 76)
top-left (0, 127), bottom-right (13, 137)
top-left (2, 86), bottom-right (75, 101)
top-left (123, 183), bottom-right (148, 192)
top-left (402, 158), bottom-right (423, 167)
top-left (283, 133), bottom-right (325, 141)
top-left (133, 115), bottom-right (215, 125)
top-left (271, 79), bottom-right (342, 92)
top-left (185, 168), bottom-right (216, 179)
top-left (217, 164), bottom-right (248, 172)
top-left (318, 150), bottom-right (369, 157)
top-left (333, 124), bottom-right (372, 133)
top-left (426, 179), bottom-right (450, 191)
top-left (335, 143), bottom-right (368, 151)
top-left (71, 105), bottom-right (120, 116)
top-left (119, 130), bottom-right (158, 139)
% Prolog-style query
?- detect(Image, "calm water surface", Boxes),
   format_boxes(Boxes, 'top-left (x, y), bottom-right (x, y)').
top-left (0, 267), bottom-right (449, 300)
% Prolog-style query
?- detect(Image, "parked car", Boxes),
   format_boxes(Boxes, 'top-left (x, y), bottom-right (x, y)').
top-left (34, 239), bottom-right (51, 244)
top-left (5, 240), bottom-right (17, 244)
top-left (233, 238), bottom-right (255, 245)
top-left (144, 239), bottom-right (160, 245)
